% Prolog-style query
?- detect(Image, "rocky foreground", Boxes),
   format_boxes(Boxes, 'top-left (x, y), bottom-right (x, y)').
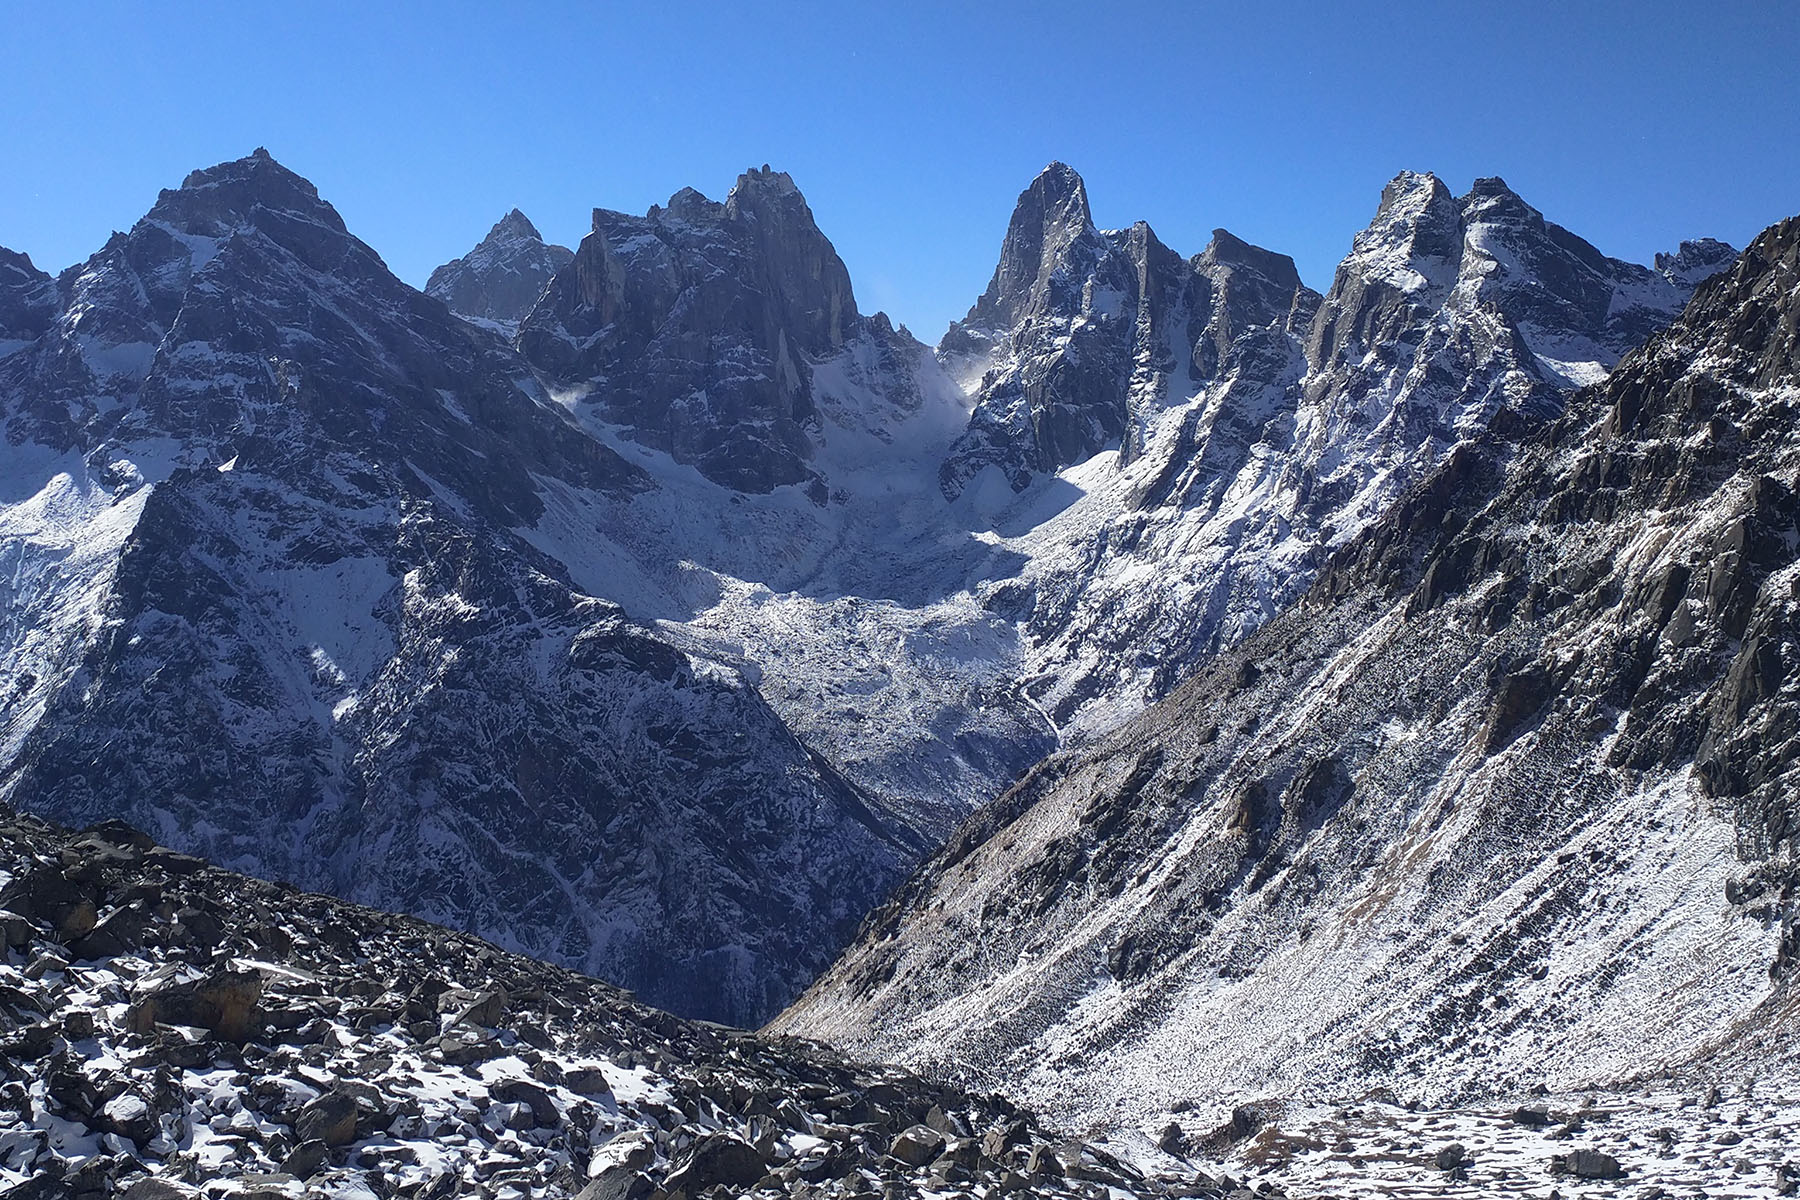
top-left (2, 771), bottom-right (1795, 1200)
top-left (0, 806), bottom-right (1229, 1200)
top-left (6, 809), bottom-right (1794, 1200)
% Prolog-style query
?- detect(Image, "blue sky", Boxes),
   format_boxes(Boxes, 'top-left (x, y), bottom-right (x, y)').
top-left (5, 1), bottom-right (1797, 339)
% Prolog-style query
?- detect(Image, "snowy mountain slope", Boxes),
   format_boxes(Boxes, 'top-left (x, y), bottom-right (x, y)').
top-left (426, 207), bottom-right (573, 333)
top-left (510, 371), bottom-right (1057, 838)
top-left (0, 151), bottom-right (916, 1027)
top-left (775, 213), bottom-right (1800, 1139)
top-left (488, 170), bottom-right (1062, 833)
top-left (456, 161), bottom-right (1734, 823)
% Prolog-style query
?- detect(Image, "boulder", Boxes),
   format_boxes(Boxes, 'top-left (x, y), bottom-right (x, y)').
top-left (280, 1138), bottom-right (329, 1179)
top-left (95, 1090), bottom-right (160, 1149)
top-left (593, 1129), bottom-right (657, 1173)
top-left (982, 1119), bottom-right (1027, 1160)
top-left (575, 1165), bottom-right (652, 1200)
top-left (1555, 1148), bottom-right (1625, 1179)
top-left (923, 1103), bottom-right (968, 1136)
top-left (663, 1132), bottom-right (767, 1193)
top-left (565, 1066), bottom-right (612, 1096)
top-left (117, 1181), bottom-right (193, 1200)
top-left (448, 988), bottom-right (507, 1029)
top-left (888, 1124), bottom-right (946, 1167)
top-left (1025, 1144), bottom-right (1064, 1176)
top-left (491, 1078), bottom-right (558, 1128)
top-left (69, 903), bottom-right (155, 960)
top-left (0, 909), bottom-right (31, 949)
top-left (0, 865), bottom-right (97, 940)
top-left (294, 1089), bottom-right (359, 1147)
top-left (125, 967), bottom-right (262, 1042)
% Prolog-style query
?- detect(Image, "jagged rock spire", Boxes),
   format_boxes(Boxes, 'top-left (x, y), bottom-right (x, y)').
top-left (966, 161), bottom-right (1100, 331)
top-left (938, 163), bottom-right (1311, 499)
top-left (725, 165), bottom-right (858, 355)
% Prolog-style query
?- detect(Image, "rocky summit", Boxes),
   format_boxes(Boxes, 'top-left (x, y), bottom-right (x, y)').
top-left (426, 210), bottom-right (574, 334)
top-left (516, 166), bottom-right (890, 494)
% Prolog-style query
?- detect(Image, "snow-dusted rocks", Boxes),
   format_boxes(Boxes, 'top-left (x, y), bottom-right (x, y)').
top-left (427, 208), bottom-right (574, 333)
top-left (777, 213), bottom-right (1800, 1141)
top-left (0, 808), bottom-right (1195, 1199)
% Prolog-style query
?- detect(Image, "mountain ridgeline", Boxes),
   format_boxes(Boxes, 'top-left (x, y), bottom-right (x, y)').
top-left (0, 139), bottom-right (1773, 1103)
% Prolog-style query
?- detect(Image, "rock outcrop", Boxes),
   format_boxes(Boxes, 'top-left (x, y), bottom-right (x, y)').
top-left (938, 162), bottom-right (1317, 499)
top-left (517, 166), bottom-right (878, 493)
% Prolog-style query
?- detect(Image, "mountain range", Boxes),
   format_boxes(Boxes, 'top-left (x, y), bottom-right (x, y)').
top-left (4, 146), bottom-right (1795, 1194)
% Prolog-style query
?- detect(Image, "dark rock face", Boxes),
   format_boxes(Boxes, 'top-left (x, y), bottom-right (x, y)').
top-left (938, 162), bottom-right (1316, 498)
top-left (781, 214), bottom-right (1800, 1128)
top-left (0, 248), bottom-right (57, 345)
top-left (0, 151), bottom-right (914, 1028)
top-left (0, 807), bottom-right (1203, 1198)
top-left (426, 208), bottom-right (574, 330)
top-left (518, 167), bottom-right (868, 492)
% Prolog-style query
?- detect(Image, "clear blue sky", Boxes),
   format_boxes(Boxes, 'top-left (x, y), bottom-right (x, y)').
top-left (5, 1), bottom-right (1797, 339)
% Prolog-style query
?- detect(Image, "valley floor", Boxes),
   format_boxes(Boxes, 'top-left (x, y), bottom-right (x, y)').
top-left (1107, 1085), bottom-right (1800, 1199)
